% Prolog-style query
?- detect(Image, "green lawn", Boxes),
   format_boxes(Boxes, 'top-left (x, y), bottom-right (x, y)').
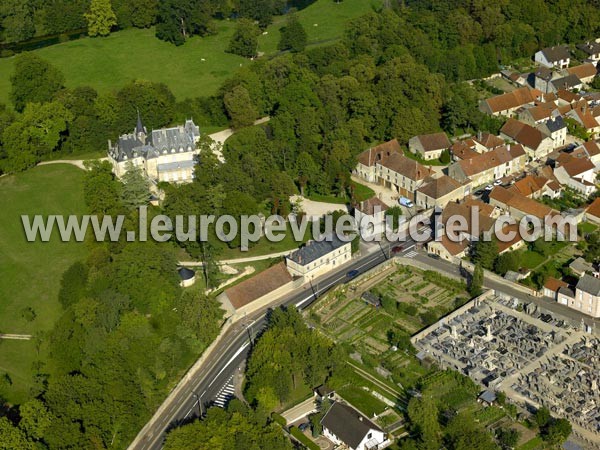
top-left (258, 0), bottom-right (382, 54)
top-left (0, 0), bottom-right (382, 107)
top-left (517, 436), bottom-right (544, 450)
top-left (520, 250), bottom-right (546, 270)
top-left (337, 384), bottom-right (388, 418)
top-left (0, 164), bottom-right (87, 403)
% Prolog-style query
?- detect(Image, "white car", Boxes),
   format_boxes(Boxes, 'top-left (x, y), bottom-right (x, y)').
top-left (484, 184), bottom-right (494, 191)
top-left (493, 179), bottom-right (503, 186)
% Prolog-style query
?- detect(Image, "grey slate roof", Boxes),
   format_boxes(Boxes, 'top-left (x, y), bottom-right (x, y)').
top-left (558, 286), bottom-right (575, 299)
top-left (540, 45), bottom-right (570, 62)
top-left (109, 118), bottom-right (200, 163)
top-left (478, 390), bottom-right (497, 404)
top-left (576, 274), bottom-right (600, 296)
top-left (157, 160), bottom-right (196, 172)
top-left (287, 235), bottom-right (348, 266)
top-left (178, 267), bottom-right (195, 281)
top-left (321, 402), bottom-right (382, 448)
top-left (577, 41), bottom-right (600, 56)
top-left (544, 115), bottom-right (566, 133)
top-left (551, 74), bottom-right (582, 91)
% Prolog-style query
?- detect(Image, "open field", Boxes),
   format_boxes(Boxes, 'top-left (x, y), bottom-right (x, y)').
top-left (258, 0), bottom-right (382, 54)
top-left (0, 0), bottom-right (381, 107)
top-left (0, 165), bottom-right (87, 403)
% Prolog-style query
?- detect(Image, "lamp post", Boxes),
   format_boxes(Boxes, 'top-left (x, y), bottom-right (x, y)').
top-left (192, 390), bottom-right (205, 417)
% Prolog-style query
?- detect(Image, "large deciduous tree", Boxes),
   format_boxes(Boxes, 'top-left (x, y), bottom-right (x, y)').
top-left (85, 0), bottom-right (118, 37)
top-left (2, 101), bottom-right (72, 172)
top-left (9, 54), bottom-right (65, 113)
top-left (227, 19), bottom-right (260, 58)
top-left (278, 14), bottom-right (307, 52)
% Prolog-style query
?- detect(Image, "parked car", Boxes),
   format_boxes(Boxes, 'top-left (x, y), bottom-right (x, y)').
top-left (347, 269), bottom-right (359, 279)
top-left (298, 423), bottom-right (311, 432)
top-left (484, 184), bottom-right (494, 191)
top-left (398, 196), bottom-right (414, 208)
top-left (474, 189), bottom-right (484, 196)
top-left (427, 253), bottom-right (440, 259)
top-left (494, 179), bottom-right (503, 186)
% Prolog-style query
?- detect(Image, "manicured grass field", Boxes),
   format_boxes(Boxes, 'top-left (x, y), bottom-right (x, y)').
top-left (0, 164), bottom-right (87, 403)
top-left (0, 0), bottom-right (382, 106)
top-left (258, 0), bottom-right (382, 54)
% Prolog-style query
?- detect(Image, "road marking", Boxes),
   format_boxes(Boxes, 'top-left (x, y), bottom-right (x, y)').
top-left (405, 251), bottom-right (418, 258)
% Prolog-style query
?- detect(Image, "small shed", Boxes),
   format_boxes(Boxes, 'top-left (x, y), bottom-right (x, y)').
top-left (478, 390), bottom-right (497, 406)
top-left (361, 291), bottom-right (381, 308)
top-left (314, 385), bottom-right (336, 401)
top-left (178, 267), bottom-right (196, 288)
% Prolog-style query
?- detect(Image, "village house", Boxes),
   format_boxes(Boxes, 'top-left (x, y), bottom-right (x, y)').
top-left (285, 236), bottom-right (352, 280)
top-left (479, 87), bottom-right (540, 116)
top-left (535, 45), bottom-right (571, 69)
top-left (549, 74), bottom-right (583, 93)
top-left (508, 174), bottom-right (557, 199)
top-left (489, 186), bottom-right (559, 222)
top-left (427, 200), bottom-right (523, 261)
top-left (501, 70), bottom-right (527, 87)
top-left (572, 141), bottom-right (600, 169)
top-left (355, 139), bottom-right (432, 199)
top-left (218, 262), bottom-right (295, 316)
top-left (553, 156), bottom-right (597, 196)
top-left (415, 175), bottom-right (469, 209)
top-left (447, 144), bottom-right (527, 187)
top-left (450, 138), bottom-right (480, 161)
top-left (500, 118), bottom-right (555, 160)
top-left (321, 402), bottom-right (388, 450)
top-left (108, 114), bottom-right (201, 184)
top-left (473, 132), bottom-right (505, 152)
top-left (519, 102), bottom-right (556, 126)
top-left (566, 105), bottom-right (600, 137)
top-left (543, 277), bottom-right (569, 300)
top-left (570, 257), bottom-right (595, 277)
top-left (566, 63), bottom-right (599, 86)
top-left (576, 39), bottom-right (600, 65)
top-left (585, 197), bottom-right (600, 225)
top-left (354, 197), bottom-right (389, 240)
top-left (354, 139), bottom-right (402, 184)
top-left (408, 132), bottom-right (451, 161)
top-left (573, 274), bottom-right (600, 318)
top-left (538, 115), bottom-right (567, 148)
top-left (534, 66), bottom-right (555, 94)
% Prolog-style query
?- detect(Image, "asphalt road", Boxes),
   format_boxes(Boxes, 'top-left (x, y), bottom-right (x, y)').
top-left (133, 239), bottom-right (411, 450)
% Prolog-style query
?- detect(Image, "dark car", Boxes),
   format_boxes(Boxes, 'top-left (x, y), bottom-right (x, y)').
top-left (427, 253), bottom-right (440, 259)
top-left (298, 423), bottom-right (310, 432)
top-left (347, 269), bottom-right (359, 279)
top-left (392, 245), bottom-right (404, 253)
top-left (474, 189), bottom-right (484, 196)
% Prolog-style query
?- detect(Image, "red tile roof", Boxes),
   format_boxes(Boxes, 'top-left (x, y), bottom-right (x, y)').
top-left (357, 139), bottom-right (402, 167)
top-left (586, 197), bottom-right (600, 220)
top-left (456, 144), bottom-right (525, 177)
top-left (224, 262), bottom-right (292, 309)
top-left (483, 87), bottom-right (538, 113)
top-left (413, 132), bottom-right (451, 152)
top-left (501, 118), bottom-right (546, 150)
top-left (417, 175), bottom-right (462, 199)
top-left (356, 197), bottom-right (389, 215)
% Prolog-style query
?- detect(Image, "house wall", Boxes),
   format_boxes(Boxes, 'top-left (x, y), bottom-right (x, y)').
top-left (375, 163), bottom-right (423, 199)
top-left (286, 243), bottom-right (352, 279)
top-left (572, 288), bottom-right (600, 318)
top-left (356, 429), bottom-right (387, 450)
top-left (416, 185), bottom-right (469, 209)
top-left (355, 162), bottom-right (377, 183)
top-left (426, 240), bottom-right (465, 262)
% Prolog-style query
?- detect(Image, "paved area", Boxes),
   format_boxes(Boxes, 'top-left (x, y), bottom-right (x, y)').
top-left (282, 397), bottom-right (317, 425)
top-left (0, 334), bottom-right (32, 340)
top-left (290, 195), bottom-right (349, 220)
top-left (208, 117), bottom-right (270, 162)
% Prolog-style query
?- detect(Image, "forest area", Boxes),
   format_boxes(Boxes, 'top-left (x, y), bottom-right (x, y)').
top-left (1, 0), bottom-right (599, 448)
